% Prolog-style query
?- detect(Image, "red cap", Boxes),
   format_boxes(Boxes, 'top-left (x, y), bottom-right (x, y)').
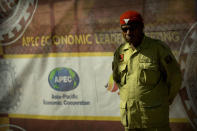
top-left (120, 10), bottom-right (143, 25)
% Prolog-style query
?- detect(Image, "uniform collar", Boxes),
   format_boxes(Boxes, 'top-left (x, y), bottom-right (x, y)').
top-left (130, 35), bottom-right (148, 54)
top-left (136, 35), bottom-right (148, 51)
top-left (121, 35), bottom-right (148, 55)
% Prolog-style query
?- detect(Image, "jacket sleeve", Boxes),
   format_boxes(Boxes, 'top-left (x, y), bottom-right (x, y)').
top-left (159, 43), bottom-right (182, 104)
top-left (112, 48), bottom-right (128, 87)
top-left (112, 50), bottom-right (120, 84)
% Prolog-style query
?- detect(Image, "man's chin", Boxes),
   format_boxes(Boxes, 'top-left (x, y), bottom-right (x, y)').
top-left (126, 39), bottom-right (133, 43)
top-left (125, 38), bottom-right (131, 42)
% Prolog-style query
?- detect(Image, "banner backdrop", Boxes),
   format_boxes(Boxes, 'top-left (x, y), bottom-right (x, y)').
top-left (0, 0), bottom-right (196, 131)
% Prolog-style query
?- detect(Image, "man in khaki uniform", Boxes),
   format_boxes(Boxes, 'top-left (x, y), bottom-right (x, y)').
top-left (112, 10), bottom-right (182, 131)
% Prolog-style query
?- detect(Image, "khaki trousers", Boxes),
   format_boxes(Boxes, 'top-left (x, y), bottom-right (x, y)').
top-left (125, 126), bottom-right (171, 131)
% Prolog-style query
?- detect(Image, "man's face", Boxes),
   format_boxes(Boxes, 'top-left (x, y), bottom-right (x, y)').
top-left (121, 22), bottom-right (143, 47)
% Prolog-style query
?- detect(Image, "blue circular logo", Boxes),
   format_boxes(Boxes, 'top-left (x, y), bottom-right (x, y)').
top-left (48, 67), bottom-right (79, 91)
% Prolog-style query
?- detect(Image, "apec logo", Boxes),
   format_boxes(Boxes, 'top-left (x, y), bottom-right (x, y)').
top-left (48, 67), bottom-right (79, 91)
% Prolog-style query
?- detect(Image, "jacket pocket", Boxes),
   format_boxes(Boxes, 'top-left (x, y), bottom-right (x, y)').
top-left (139, 64), bottom-right (160, 86)
top-left (140, 103), bottom-right (169, 126)
top-left (117, 63), bottom-right (128, 86)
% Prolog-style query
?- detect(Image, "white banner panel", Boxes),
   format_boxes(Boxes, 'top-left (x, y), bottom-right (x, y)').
top-left (0, 56), bottom-right (187, 119)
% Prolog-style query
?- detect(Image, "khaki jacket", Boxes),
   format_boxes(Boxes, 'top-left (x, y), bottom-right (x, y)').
top-left (112, 36), bottom-right (182, 128)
